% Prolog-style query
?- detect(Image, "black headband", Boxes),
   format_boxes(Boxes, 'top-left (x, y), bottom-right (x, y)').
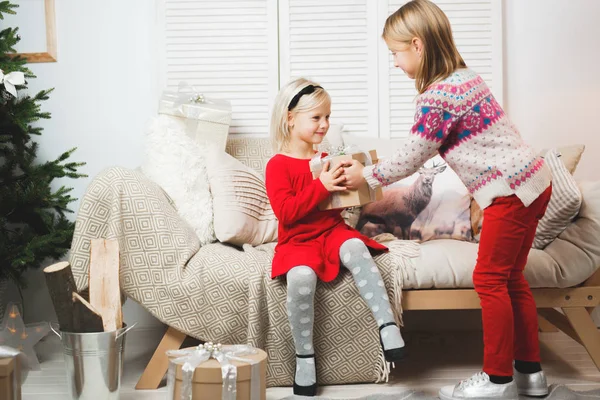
top-left (288, 85), bottom-right (323, 111)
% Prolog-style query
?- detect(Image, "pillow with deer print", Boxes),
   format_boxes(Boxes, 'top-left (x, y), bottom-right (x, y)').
top-left (356, 155), bottom-right (473, 243)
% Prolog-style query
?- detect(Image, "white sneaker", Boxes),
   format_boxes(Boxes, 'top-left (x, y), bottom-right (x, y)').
top-left (438, 372), bottom-right (519, 400)
top-left (514, 369), bottom-right (548, 396)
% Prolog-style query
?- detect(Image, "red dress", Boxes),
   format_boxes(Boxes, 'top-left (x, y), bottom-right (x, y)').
top-left (265, 154), bottom-right (388, 282)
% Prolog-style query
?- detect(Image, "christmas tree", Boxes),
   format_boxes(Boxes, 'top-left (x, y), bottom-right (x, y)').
top-left (0, 2), bottom-right (86, 288)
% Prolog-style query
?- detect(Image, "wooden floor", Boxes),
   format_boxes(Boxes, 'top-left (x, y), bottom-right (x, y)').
top-left (22, 327), bottom-right (600, 399)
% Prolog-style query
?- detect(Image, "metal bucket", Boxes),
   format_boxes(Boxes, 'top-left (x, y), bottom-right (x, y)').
top-left (50, 322), bottom-right (135, 400)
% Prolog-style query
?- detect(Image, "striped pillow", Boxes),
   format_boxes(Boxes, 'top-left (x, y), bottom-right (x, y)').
top-left (533, 148), bottom-right (582, 249)
top-left (207, 151), bottom-right (278, 246)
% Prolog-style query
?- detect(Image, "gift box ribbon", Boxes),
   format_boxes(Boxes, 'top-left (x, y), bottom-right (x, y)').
top-left (167, 342), bottom-right (261, 400)
top-left (158, 82), bottom-right (232, 124)
top-left (171, 82), bottom-right (209, 108)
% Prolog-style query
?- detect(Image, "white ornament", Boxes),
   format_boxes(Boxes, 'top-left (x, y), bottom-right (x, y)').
top-left (0, 69), bottom-right (25, 97)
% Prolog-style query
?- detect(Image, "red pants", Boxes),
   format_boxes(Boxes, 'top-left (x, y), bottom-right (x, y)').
top-left (473, 185), bottom-right (552, 376)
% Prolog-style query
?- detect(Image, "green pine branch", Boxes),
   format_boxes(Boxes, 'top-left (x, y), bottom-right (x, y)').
top-left (0, 1), bottom-right (86, 287)
top-left (0, 1), bottom-right (34, 82)
top-left (0, 1), bottom-right (18, 19)
top-left (0, 27), bottom-right (32, 81)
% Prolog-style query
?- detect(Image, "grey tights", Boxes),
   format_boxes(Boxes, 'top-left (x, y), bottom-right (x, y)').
top-left (286, 238), bottom-right (404, 386)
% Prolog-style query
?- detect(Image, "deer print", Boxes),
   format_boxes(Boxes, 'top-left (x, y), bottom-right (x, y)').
top-left (460, 224), bottom-right (473, 241)
top-left (409, 228), bottom-right (423, 241)
top-left (357, 161), bottom-right (447, 240)
top-left (433, 220), bottom-right (456, 237)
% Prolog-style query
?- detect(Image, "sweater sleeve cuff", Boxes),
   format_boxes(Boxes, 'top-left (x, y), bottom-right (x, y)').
top-left (363, 164), bottom-right (382, 189)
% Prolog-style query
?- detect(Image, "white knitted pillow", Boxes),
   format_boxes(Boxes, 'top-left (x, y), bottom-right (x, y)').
top-left (141, 115), bottom-right (216, 245)
top-left (207, 151), bottom-right (278, 246)
top-left (533, 148), bottom-right (582, 249)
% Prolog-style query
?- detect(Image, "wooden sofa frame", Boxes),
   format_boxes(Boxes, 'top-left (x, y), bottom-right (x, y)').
top-left (135, 267), bottom-right (600, 390)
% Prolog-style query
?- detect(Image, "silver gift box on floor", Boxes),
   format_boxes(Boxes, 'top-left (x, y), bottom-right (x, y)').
top-left (158, 84), bottom-right (232, 151)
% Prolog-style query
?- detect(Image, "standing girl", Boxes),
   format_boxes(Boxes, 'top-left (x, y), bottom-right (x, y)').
top-left (265, 78), bottom-right (406, 397)
top-left (342, 1), bottom-right (552, 399)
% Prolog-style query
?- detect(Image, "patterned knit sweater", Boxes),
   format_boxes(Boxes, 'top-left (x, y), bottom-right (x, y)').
top-left (363, 68), bottom-right (552, 209)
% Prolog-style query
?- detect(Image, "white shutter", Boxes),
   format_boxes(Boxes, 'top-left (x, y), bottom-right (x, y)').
top-left (159, 1), bottom-right (502, 138)
top-left (160, 0), bottom-right (278, 135)
top-left (381, 0), bottom-right (503, 138)
top-left (279, 0), bottom-right (380, 137)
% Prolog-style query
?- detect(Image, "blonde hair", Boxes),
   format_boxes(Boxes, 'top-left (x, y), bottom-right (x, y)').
top-left (383, 0), bottom-right (466, 94)
top-left (270, 78), bottom-right (331, 153)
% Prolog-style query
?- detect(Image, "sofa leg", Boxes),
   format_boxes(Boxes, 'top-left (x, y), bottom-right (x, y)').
top-left (136, 326), bottom-right (187, 390)
top-left (537, 315), bottom-right (559, 332)
top-left (537, 308), bottom-right (582, 345)
top-left (562, 307), bottom-right (600, 371)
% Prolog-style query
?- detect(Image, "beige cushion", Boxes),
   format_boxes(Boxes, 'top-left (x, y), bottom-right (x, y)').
top-left (531, 180), bottom-right (600, 287)
top-left (207, 151), bottom-right (278, 246)
top-left (225, 137), bottom-right (273, 177)
top-left (538, 144), bottom-right (585, 174)
top-left (223, 124), bottom-right (345, 175)
top-left (401, 181), bottom-right (600, 288)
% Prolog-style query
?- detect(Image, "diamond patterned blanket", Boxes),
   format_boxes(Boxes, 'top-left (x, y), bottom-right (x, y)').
top-left (69, 167), bottom-right (420, 386)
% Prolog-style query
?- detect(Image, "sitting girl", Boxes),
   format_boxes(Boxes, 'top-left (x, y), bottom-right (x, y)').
top-left (265, 78), bottom-right (406, 396)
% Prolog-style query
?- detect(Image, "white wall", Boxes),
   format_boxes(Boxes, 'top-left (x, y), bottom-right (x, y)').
top-left (11, 1), bottom-right (600, 327)
top-left (504, 0), bottom-right (600, 181)
top-left (504, 0), bottom-right (600, 324)
top-left (11, 0), bottom-right (162, 328)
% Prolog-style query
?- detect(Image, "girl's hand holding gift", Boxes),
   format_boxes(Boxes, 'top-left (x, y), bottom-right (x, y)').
top-left (340, 159), bottom-right (366, 190)
top-left (319, 160), bottom-right (347, 192)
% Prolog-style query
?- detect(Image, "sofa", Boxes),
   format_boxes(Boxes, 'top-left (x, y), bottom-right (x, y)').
top-left (68, 126), bottom-right (600, 390)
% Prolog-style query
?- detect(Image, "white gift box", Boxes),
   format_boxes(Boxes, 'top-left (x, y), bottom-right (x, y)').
top-left (158, 84), bottom-right (232, 151)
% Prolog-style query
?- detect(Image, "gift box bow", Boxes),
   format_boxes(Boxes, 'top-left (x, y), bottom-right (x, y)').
top-left (167, 342), bottom-right (261, 400)
top-left (158, 82), bottom-right (232, 124)
top-left (309, 144), bottom-right (374, 172)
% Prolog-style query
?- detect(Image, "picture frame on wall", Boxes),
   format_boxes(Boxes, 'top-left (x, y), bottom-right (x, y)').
top-left (6, 0), bottom-right (57, 63)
